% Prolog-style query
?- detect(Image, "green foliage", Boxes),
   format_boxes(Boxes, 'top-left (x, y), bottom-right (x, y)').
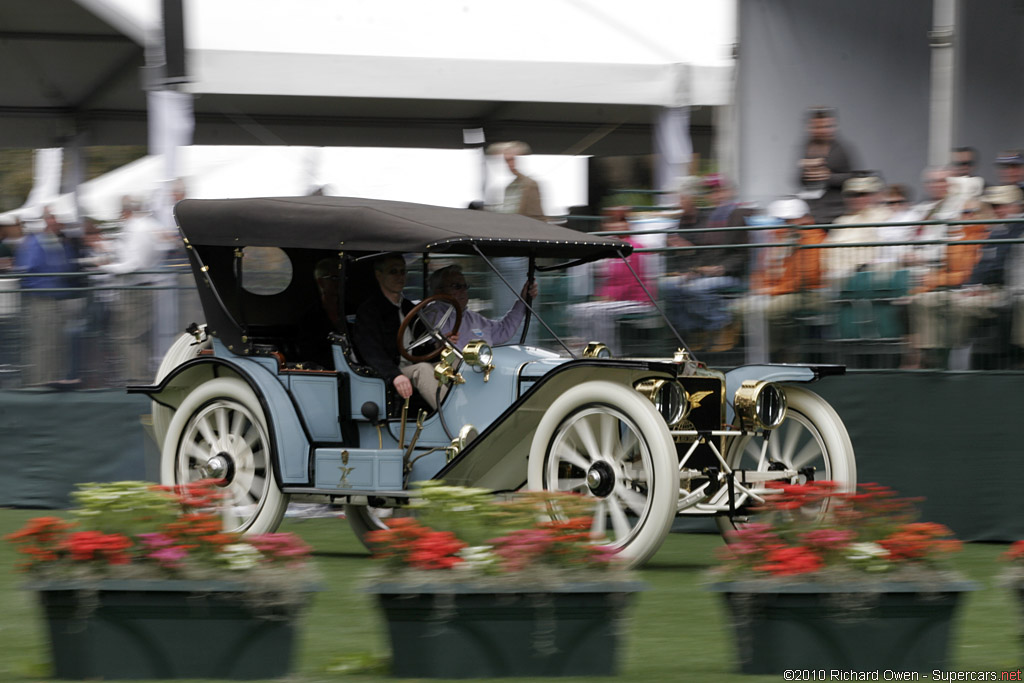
top-left (601, 191), bottom-right (655, 210)
top-left (410, 481), bottom-right (597, 547)
top-left (0, 146), bottom-right (145, 213)
top-left (0, 149), bottom-right (33, 213)
top-left (70, 481), bottom-right (180, 537)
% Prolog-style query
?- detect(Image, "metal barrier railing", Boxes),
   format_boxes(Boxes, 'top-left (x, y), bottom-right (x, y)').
top-left (0, 268), bottom-right (202, 389)
top-left (578, 215), bottom-right (1024, 371)
top-left (1, 216), bottom-right (1021, 389)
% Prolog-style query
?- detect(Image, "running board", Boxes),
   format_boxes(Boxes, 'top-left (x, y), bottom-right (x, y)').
top-left (281, 487), bottom-right (412, 502)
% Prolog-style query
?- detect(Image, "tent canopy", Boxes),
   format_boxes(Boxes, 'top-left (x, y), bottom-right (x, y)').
top-left (185, 0), bottom-right (734, 108)
top-left (0, 0), bottom-right (735, 153)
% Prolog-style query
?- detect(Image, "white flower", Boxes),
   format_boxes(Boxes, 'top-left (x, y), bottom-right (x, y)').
top-left (221, 543), bottom-right (262, 571)
top-left (456, 545), bottom-right (498, 571)
top-left (846, 542), bottom-right (891, 571)
top-left (846, 542), bottom-right (887, 560)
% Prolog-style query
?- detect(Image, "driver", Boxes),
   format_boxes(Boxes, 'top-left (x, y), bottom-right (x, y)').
top-left (428, 264), bottom-right (538, 347)
top-left (352, 253), bottom-right (444, 409)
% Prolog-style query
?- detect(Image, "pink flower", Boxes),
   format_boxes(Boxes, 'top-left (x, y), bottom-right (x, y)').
top-left (148, 546), bottom-right (189, 568)
top-left (799, 529), bottom-right (856, 550)
top-left (138, 532), bottom-right (175, 548)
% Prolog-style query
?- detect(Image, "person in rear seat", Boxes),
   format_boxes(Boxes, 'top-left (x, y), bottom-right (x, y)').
top-left (352, 253), bottom-right (444, 409)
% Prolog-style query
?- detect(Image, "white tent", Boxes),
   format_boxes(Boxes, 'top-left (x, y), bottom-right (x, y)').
top-left (2, 145), bottom-right (589, 224)
top-left (2, 0), bottom-right (735, 219)
top-left (10, 0), bottom-right (733, 158)
top-left (87, 0), bottom-right (736, 108)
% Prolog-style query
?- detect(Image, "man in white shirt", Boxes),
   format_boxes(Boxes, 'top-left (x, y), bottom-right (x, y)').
top-left (100, 196), bottom-right (162, 383)
top-left (429, 264), bottom-right (537, 347)
top-left (825, 175), bottom-right (891, 283)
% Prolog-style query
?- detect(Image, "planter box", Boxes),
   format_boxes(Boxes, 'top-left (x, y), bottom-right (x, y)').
top-left (30, 579), bottom-right (315, 680)
top-left (711, 580), bottom-right (977, 675)
top-left (368, 580), bottom-right (645, 678)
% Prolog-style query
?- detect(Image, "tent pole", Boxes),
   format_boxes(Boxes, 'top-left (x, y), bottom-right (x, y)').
top-left (928, 0), bottom-right (959, 167)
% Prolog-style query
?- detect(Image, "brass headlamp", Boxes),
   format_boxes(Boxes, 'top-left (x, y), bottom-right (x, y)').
top-left (734, 380), bottom-right (787, 431)
top-left (582, 342), bottom-right (612, 359)
top-left (462, 340), bottom-right (495, 382)
top-left (634, 378), bottom-right (689, 427)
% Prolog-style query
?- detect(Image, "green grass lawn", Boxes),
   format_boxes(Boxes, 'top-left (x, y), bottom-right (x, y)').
top-left (0, 509), bottom-right (1019, 682)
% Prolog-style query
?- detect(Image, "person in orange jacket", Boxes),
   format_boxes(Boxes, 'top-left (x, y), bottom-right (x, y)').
top-left (737, 197), bottom-right (827, 362)
top-left (907, 198), bottom-right (991, 368)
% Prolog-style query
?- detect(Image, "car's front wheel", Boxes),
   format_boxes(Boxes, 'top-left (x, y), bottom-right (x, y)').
top-left (161, 377), bottom-right (289, 534)
top-left (527, 381), bottom-right (679, 568)
top-left (716, 385), bottom-right (856, 535)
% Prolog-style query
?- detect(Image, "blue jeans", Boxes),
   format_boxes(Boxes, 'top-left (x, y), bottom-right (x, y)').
top-left (663, 276), bottom-right (739, 334)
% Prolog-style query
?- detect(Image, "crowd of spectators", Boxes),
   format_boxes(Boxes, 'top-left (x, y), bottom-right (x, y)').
top-left (0, 192), bottom-right (195, 388)
top-left (631, 107), bottom-right (1024, 369)
top-left (2, 118), bottom-right (1024, 389)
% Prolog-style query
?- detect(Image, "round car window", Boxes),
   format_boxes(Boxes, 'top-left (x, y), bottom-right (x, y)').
top-left (241, 247), bottom-right (292, 296)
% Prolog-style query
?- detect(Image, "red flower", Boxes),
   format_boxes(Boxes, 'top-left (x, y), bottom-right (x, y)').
top-left (879, 522), bottom-right (960, 562)
top-left (5, 516), bottom-right (74, 543)
top-left (1003, 540), bottom-right (1024, 562)
top-left (406, 531), bottom-right (466, 570)
top-left (156, 479), bottom-right (230, 511)
top-left (717, 483), bottom-right (962, 577)
top-left (66, 531), bottom-right (133, 565)
top-left (6, 517), bottom-right (77, 570)
top-left (755, 546), bottom-right (824, 576)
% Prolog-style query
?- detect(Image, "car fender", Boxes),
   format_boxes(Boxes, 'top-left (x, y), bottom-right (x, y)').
top-left (135, 355), bottom-right (310, 486)
top-left (436, 361), bottom-right (674, 491)
top-left (723, 363), bottom-right (844, 424)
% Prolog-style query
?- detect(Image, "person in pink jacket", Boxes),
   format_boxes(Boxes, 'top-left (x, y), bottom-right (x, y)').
top-left (568, 212), bottom-right (655, 355)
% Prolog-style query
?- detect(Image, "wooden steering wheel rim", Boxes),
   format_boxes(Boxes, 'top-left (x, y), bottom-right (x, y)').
top-left (396, 294), bottom-right (463, 363)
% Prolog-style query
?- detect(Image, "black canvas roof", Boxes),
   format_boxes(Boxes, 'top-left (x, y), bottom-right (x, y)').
top-left (175, 196), bottom-right (629, 260)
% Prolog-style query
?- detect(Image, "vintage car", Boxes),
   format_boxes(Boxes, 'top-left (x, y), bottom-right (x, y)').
top-left (133, 196), bottom-right (855, 567)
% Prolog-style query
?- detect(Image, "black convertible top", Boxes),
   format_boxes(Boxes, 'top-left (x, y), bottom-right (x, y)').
top-left (175, 196), bottom-right (629, 260)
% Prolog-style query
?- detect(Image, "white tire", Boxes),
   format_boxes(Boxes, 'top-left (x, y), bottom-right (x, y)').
top-left (152, 329), bottom-right (210, 448)
top-left (528, 381), bottom-right (679, 568)
top-left (161, 377), bottom-right (288, 535)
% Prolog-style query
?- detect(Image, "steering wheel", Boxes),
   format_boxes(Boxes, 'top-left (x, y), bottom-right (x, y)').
top-left (397, 294), bottom-right (462, 363)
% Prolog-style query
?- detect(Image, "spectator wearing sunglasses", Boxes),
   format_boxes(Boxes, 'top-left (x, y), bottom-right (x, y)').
top-left (428, 264), bottom-right (537, 348)
top-left (875, 184), bottom-right (918, 268)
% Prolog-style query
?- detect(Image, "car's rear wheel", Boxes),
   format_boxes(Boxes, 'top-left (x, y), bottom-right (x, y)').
top-left (716, 385), bottom-right (856, 534)
top-left (161, 377), bottom-right (288, 535)
top-left (527, 381), bottom-right (678, 568)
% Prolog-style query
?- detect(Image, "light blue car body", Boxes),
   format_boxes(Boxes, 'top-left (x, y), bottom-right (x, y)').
top-left (152, 336), bottom-right (825, 499)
